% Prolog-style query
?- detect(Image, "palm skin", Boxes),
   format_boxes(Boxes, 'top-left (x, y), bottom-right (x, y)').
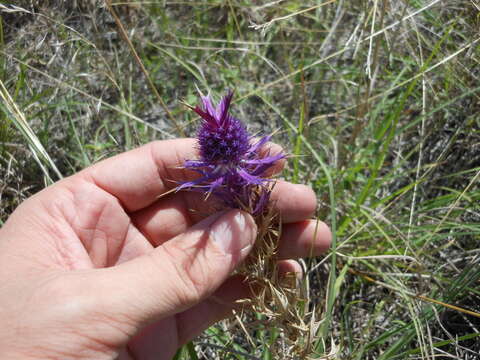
top-left (0, 139), bottom-right (331, 360)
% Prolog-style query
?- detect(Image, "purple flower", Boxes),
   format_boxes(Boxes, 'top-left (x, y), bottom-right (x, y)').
top-left (179, 90), bottom-right (284, 214)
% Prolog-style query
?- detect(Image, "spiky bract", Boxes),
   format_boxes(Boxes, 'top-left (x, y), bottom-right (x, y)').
top-left (179, 91), bottom-right (283, 214)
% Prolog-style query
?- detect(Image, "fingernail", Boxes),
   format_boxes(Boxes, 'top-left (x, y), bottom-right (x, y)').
top-left (211, 210), bottom-right (257, 254)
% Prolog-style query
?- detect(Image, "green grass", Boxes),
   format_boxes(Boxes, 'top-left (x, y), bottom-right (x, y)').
top-left (2, 0), bottom-right (480, 358)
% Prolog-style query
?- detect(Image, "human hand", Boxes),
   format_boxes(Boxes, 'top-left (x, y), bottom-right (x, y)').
top-left (0, 139), bottom-right (331, 360)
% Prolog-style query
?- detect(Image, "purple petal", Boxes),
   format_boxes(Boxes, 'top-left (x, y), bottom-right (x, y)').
top-left (176, 180), bottom-right (202, 191)
top-left (193, 106), bottom-right (217, 126)
top-left (253, 189), bottom-right (271, 215)
top-left (206, 176), bottom-right (225, 192)
top-left (176, 172), bottom-right (221, 192)
top-left (184, 159), bottom-right (210, 168)
top-left (247, 135), bottom-right (271, 155)
top-left (251, 164), bottom-right (274, 177)
top-left (244, 153), bottom-right (285, 165)
top-left (201, 95), bottom-right (218, 120)
top-left (237, 168), bottom-right (265, 185)
top-left (217, 90), bottom-right (234, 125)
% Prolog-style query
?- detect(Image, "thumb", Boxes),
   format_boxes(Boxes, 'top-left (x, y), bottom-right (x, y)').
top-left (93, 209), bottom-right (257, 325)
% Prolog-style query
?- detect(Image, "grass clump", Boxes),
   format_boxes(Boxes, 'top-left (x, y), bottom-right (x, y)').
top-left (2, 0), bottom-right (480, 358)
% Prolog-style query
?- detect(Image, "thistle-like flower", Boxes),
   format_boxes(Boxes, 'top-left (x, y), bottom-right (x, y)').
top-left (179, 91), bottom-right (283, 214)
top-left (180, 91), bottom-right (314, 354)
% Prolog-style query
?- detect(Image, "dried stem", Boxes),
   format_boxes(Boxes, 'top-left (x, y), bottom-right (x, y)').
top-left (235, 183), bottom-right (323, 359)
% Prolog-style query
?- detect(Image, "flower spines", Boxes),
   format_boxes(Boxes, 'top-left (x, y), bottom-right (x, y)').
top-left (181, 90), bottom-right (284, 214)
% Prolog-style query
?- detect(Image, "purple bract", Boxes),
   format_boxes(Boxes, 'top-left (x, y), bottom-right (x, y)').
top-left (179, 91), bottom-right (284, 214)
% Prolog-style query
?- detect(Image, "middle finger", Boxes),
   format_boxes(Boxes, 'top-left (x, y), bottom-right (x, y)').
top-left (131, 180), bottom-right (317, 247)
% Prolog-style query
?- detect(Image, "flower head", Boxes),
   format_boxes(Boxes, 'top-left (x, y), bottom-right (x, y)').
top-left (196, 91), bottom-right (250, 165)
top-left (179, 91), bottom-right (284, 214)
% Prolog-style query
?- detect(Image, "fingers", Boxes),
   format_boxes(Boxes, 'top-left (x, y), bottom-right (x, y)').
top-left (276, 219), bottom-right (332, 259)
top-left (175, 275), bottom-right (251, 345)
top-left (73, 139), bottom-right (285, 213)
top-left (127, 260), bottom-right (303, 358)
top-left (272, 181), bottom-right (317, 222)
top-left (78, 139), bottom-right (198, 212)
top-left (126, 275), bottom-right (249, 360)
top-left (131, 180), bottom-right (317, 247)
top-left (276, 259), bottom-right (303, 279)
top-left (93, 210), bottom-right (257, 326)
top-left (260, 142), bottom-right (285, 177)
top-left (174, 260), bottom-right (304, 345)
top-left (130, 197), bottom-right (328, 262)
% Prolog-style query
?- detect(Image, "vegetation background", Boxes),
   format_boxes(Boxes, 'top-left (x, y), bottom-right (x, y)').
top-left (1, 0), bottom-right (480, 358)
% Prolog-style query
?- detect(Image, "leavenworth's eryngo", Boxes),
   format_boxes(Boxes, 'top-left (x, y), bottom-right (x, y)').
top-left (178, 90), bottom-right (284, 215)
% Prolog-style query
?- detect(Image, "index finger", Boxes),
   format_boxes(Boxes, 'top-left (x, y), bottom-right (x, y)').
top-left (77, 139), bottom-right (197, 212)
top-left (74, 138), bottom-right (284, 213)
